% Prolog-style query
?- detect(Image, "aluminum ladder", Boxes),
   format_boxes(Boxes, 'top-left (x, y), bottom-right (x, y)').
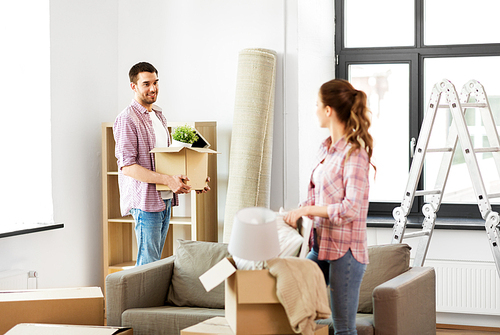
top-left (391, 79), bottom-right (500, 276)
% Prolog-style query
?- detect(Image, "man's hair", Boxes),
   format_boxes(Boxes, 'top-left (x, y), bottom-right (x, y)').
top-left (129, 62), bottom-right (158, 84)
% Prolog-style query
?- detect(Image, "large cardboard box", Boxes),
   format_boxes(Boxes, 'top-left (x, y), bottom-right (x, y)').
top-left (5, 324), bottom-right (132, 335)
top-left (199, 258), bottom-right (293, 335)
top-left (0, 287), bottom-right (104, 335)
top-left (181, 317), bottom-right (328, 335)
top-left (151, 127), bottom-right (218, 191)
top-left (151, 146), bottom-right (219, 190)
top-left (151, 127), bottom-right (219, 191)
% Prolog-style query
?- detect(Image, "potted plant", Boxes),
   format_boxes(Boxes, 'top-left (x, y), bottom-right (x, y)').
top-left (171, 124), bottom-right (199, 147)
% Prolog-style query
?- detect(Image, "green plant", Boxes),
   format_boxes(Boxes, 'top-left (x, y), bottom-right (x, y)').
top-left (172, 124), bottom-right (199, 144)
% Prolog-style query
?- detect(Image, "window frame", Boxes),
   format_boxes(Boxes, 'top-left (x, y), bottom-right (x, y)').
top-left (335, 0), bottom-right (500, 221)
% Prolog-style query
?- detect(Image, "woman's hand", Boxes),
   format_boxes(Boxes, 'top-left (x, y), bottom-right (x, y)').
top-left (283, 207), bottom-right (309, 229)
top-left (283, 205), bottom-right (328, 228)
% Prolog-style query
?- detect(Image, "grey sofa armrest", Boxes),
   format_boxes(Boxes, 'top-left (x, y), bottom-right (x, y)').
top-left (372, 266), bottom-right (436, 335)
top-left (105, 256), bottom-right (175, 326)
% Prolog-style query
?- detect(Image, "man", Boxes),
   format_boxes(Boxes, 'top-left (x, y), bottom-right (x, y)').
top-left (113, 62), bottom-right (208, 266)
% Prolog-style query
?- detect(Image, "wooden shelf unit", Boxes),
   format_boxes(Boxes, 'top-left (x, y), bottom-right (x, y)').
top-left (102, 121), bottom-right (218, 285)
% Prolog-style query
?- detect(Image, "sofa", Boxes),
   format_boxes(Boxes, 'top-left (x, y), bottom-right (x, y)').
top-left (106, 240), bottom-right (436, 335)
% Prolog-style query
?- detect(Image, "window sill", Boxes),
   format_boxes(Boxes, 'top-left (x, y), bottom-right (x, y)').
top-left (367, 216), bottom-right (485, 230)
top-left (0, 222), bottom-right (64, 238)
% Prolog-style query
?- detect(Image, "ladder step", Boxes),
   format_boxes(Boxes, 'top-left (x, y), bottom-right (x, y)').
top-left (488, 193), bottom-right (500, 199)
top-left (427, 147), bottom-right (453, 153)
top-left (414, 190), bottom-right (441, 197)
top-left (474, 147), bottom-right (500, 153)
top-left (438, 103), bottom-right (488, 109)
top-left (404, 231), bottom-right (431, 239)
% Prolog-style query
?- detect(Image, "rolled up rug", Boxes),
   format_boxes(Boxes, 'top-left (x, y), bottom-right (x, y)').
top-left (223, 48), bottom-right (277, 243)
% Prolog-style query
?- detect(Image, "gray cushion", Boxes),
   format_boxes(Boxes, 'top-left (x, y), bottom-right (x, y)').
top-left (123, 306), bottom-right (225, 335)
top-left (166, 239), bottom-right (230, 309)
top-left (357, 243), bottom-right (411, 313)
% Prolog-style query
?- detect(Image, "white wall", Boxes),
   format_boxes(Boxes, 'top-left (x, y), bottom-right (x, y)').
top-left (49, 0), bottom-right (120, 287)
top-left (0, 0), bottom-right (119, 288)
top-left (296, 1), bottom-right (334, 202)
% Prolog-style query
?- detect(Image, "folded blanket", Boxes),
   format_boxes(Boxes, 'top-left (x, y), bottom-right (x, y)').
top-left (267, 257), bottom-right (331, 335)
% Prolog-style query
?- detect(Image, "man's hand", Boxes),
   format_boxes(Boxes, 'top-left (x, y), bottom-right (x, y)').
top-left (196, 176), bottom-right (211, 194)
top-left (166, 174), bottom-right (191, 194)
top-left (121, 164), bottom-right (192, 194)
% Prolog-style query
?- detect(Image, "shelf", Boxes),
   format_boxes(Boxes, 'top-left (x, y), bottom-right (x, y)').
top-left (102, 121), bottom-right (218, 289)
top-left (108, 216), bottom-right (193, 225)
top-left (170, 216), bottom-right (192, 225)
top-left (108, 216), bottom-right (134, 223)
top-left (108, 261), bottom-right (136, 274)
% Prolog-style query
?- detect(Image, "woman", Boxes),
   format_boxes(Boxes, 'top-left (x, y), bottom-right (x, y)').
top-left (284, 79), bottom-right (374, 335)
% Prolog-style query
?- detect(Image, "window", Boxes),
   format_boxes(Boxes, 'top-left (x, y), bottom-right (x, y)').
top-left (0, 0), bottom-right (53, 226)
top-left (336, 0), bottom-right (500, 219)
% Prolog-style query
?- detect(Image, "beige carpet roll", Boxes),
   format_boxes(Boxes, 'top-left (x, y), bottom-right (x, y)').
top-left (223, 48), bottom-right (277, 243)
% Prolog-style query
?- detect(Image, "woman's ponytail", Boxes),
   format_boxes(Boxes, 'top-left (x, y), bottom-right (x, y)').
top-left (319, 79), bottom-right (375, 167)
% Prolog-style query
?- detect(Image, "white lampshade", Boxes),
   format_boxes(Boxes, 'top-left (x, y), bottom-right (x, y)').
top-left (228, 207), bottom-right (280, 261)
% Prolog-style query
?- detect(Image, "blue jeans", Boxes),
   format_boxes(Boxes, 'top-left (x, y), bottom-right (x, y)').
top-left (130, 199), bottom-right (171, 266)
top-left (307, 249), bottom-right (366, 335)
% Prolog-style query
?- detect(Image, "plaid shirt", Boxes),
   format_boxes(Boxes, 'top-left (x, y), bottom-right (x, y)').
top-left (113, 100), bottom-right (178, 216)
top-left (302, 137), bottom-right (369, 264)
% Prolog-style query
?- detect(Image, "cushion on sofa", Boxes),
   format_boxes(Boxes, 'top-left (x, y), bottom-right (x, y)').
top-left (357, 243), bottom-right (411, 313)
top-left (166, 239), bottom-right (230, 309)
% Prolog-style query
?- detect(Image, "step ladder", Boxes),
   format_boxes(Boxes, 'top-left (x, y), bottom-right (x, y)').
top-left (391, 79), bottom-right (500, 276)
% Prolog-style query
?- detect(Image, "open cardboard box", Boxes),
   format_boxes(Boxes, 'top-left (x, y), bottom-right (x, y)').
top-left (181, 317), bottom-right (327, 335)
top-left (199, 258), bottom-right (294, 335)
top-left (0, 287), bottom-right (104, 335)
top-left (151, 128), bottom-right (219, 191)
top-left (5, 324), bottom-right (132, 335)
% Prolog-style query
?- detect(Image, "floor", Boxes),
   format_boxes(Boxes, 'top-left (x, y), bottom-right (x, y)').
top-left (437, 328), bottom-right (500, 334)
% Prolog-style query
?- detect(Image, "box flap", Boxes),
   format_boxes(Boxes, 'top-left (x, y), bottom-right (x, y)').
top-left (150, 147), bottom-right (184, 153)
top-left (150, 147), bottom-right (219, 154)
top-left (0, 287), bottom-right (103, 302)
top-left (199, 258), bottom-right (236, 292)
top-left (188, 147), bottom-right (220, 154)
top-left (6, 324), bottom-right (131, 335)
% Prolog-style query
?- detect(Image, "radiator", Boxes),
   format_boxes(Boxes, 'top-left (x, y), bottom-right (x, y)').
top-left (425, 259), bottom-right (500, 315)
top-left (0, 270), bottom-right (37, 290)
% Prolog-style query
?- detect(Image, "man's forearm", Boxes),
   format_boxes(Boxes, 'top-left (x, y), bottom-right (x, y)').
top-left (122, 164), bottom-right (190, 194)
top-left (122, 164), bottom-right (171, 185)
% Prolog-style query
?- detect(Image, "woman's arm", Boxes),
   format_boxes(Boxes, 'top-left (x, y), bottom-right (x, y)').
top-left (283, 205), bottom-right (328, 228)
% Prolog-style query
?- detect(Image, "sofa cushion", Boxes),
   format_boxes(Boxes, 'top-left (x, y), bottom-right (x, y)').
top-left (166, 239), bottom-right (230, 309)
top-left (357, 243), bottom-right (411, 313)
top-left (123, 306), bottom-right (225, 335)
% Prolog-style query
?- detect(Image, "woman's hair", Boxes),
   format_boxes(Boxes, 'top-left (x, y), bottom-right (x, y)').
top-left (319, 79), bottom-right (374, 165)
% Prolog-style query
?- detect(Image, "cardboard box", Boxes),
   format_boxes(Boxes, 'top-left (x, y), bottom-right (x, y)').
top-left (0, 287), bottom-right (104, 335)
top-left (181, 317), bottom-right (328, 335)
top-left (151, 142), bottom-right (219, 191)
top-left (199, 258), bottom-right (293, 335)
top-left (5, 324), bottom-right (132, 335)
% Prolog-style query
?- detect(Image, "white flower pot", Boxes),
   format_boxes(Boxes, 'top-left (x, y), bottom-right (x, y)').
top-left (171, 140), bottom-right (192, 148)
